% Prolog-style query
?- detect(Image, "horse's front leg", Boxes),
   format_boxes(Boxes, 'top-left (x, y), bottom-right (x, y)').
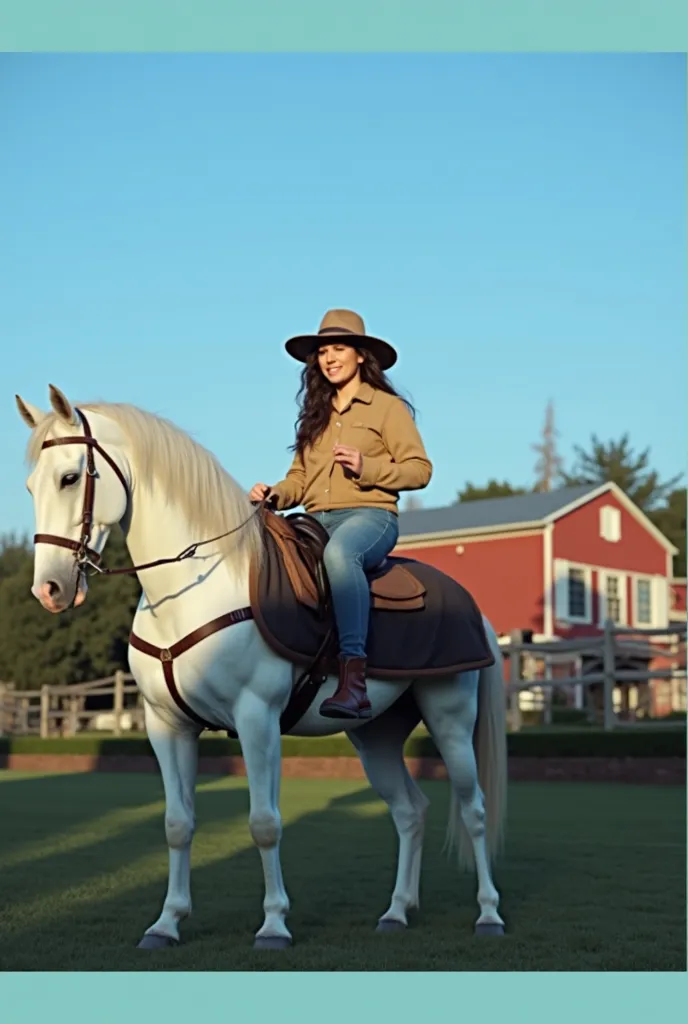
top-left (234, 690), bottom-right (291, 950)
top-left (138, 701), bottom-right (200, 949)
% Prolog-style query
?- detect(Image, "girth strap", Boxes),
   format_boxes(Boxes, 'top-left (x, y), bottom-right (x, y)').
top-left (129, 605), bottom-right (332, 738)
top-left (129, 607), bottom-right (254, 732)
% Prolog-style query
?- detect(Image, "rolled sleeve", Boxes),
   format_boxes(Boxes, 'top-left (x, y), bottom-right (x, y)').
top-left (270, 450), bottom-right (306, 510)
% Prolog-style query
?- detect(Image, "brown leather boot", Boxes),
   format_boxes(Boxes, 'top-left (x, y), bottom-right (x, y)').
top-left (319, 656), bottom-right (372, 719)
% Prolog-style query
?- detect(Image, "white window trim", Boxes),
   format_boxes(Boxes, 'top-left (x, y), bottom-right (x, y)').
top-left (554, 559), bottom-right (593, 624)
top-left (553, 558), bottom-right (669, 631)
top-left (652, 575), bottom-right (669, 630)
top-left (628, 572), bottom-right (669, 629)
top-left (633, 575), bottom-right (654, 628)
top-left (597, 569), bottom-right (628, 627)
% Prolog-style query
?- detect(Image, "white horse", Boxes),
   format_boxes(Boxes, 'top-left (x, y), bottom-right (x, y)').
top-left (15, 384), bottom-right (508, 950)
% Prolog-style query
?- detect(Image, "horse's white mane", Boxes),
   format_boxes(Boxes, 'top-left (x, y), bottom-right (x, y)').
top-left (26, 402), bottom-right (264, 572)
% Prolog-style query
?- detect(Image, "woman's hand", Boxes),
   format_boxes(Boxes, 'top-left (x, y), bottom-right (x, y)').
top-left (249, 482), bottom-right (273, 503)
top-left (333, 445), bottom-right (363, 477)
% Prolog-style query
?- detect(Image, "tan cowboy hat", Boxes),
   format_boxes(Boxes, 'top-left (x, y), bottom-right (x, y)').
top-left (284, 309), bottom-right (398, 371)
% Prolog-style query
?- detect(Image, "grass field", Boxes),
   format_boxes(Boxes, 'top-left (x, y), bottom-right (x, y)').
top-left (0, 771), bottom-right (685, 971)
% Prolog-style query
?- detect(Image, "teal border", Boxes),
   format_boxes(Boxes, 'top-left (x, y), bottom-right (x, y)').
top-left (1, 2), bottom-right (687, 1018)
top-left (1, 973), bottom-right (687, 1022)
top-left (0, 0), bottom-right (687, 50)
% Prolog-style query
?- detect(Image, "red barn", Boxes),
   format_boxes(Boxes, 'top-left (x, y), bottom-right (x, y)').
top-left (395, 482), bottom-right (677, 640)
top-left (395, 483), bottom-right (683, 716)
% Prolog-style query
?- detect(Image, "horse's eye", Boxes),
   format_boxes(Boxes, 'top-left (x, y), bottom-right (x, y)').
top-left (60, 473), bottom-right (79, 489)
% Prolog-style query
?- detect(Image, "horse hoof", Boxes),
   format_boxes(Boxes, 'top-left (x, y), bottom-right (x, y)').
top-left (137, 931), bottom-right (179, 950)
top-left (253, 935), bottom-right (292, 951)
top-left (474, 922), bottom-right (505, 936)
top-left (376, 918), bottom-right (407, 933)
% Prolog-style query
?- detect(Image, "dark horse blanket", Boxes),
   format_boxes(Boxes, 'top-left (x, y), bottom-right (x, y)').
top-left (249, 526), bottom-right (495, 681)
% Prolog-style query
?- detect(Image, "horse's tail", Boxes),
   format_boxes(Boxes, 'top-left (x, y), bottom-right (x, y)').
top-left (446, 618), bottom-right (508, 869)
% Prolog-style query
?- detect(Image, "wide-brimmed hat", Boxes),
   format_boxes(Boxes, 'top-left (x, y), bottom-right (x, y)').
top-left (284, 309), bottom-right (398, 371)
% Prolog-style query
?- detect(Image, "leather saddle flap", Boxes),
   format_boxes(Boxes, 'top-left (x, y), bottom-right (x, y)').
top-left (262, 512), bottom-right (320, 610)
top-left (369, 564), bottom-right (426, 611)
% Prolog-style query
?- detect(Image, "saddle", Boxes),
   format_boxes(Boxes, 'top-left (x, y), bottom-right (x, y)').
top-left (248, 509), bottom-right (495, 693)
top-left (260, 510), bottom-right (427, 615)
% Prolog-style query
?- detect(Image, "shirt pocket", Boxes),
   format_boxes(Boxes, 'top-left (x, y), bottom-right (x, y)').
top-left (347, 420), bottom-right (386, 458)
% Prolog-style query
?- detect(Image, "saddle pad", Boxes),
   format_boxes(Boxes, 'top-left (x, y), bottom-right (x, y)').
top-left (248, 530), bottom-right (496, 680)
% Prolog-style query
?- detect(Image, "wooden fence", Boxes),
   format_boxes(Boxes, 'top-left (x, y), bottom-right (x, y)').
top-left (0, 620), bottom-right (685, 737)
top-left (501, 620), bottom-right (686, 731)
top-left (0, 671), bottom-right (143, 738)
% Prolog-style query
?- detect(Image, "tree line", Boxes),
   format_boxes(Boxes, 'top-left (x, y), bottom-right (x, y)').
top-left (1, 411), bottom-right (685, 690)
top-left (0, 526), bottom-right (140, 690)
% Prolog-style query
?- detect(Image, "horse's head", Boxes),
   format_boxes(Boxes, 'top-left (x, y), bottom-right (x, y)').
top-left (16, 385), bottom-right (130, 613)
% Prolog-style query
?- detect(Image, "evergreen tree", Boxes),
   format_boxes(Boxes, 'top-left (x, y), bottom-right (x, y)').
top-left (561, 433), bottom-right (682, 511)
top-left (532, 400), bottom-right (564, 493)
top-left (649, 488), bottom-right (686, 577)
top-left (455, 480), bottom-right (526, 503)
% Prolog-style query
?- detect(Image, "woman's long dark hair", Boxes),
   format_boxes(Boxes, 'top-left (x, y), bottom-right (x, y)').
top-left (289, 345), bottom-right (416, 456)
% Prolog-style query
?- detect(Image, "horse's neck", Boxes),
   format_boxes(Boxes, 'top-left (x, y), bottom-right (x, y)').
top-left (124, 482), bottom-right (249, 622)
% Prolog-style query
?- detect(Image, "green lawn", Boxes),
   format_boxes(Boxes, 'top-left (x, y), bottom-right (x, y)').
top-left (0, 771), bottom-right (684, 971)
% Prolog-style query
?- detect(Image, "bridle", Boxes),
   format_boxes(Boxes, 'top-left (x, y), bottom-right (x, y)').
top-left (34, 407), bottom-right (265, 589)
top-left (34, 409), bottom-right (128, 586)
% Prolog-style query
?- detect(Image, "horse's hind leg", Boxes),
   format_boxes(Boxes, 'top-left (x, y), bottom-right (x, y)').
top-left (413, 672), bottom-right (504, 935)
top-left (348, 689), bottom-right (429, 931)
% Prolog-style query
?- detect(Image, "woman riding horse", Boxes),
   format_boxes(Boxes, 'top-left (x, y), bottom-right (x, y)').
top-left (250, 309), bottom-right (432, 720)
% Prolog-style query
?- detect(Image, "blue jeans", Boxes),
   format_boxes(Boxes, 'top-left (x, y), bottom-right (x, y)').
top-left (310, 507), bottom-right (399, 659)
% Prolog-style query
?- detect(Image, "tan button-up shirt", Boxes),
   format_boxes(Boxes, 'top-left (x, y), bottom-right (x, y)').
top-left (270, 382), bottom-right (432, 515)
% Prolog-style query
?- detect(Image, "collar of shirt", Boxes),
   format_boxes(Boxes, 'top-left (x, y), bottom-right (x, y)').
top-left (334, 381), bottom-right (375, 415)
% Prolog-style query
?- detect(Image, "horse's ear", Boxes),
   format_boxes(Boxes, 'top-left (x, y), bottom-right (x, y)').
top-left (15, 395), bottom-right (46, 429)
top-left (48, 384), bottom-right (78, 426)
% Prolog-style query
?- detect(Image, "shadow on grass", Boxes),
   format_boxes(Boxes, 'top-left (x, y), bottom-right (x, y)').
top-left (0, 771), bottom-right (685, 971)
top-left (0, 774), bottom-right (534, 966)
top-left (0, 771), bottom-right (252, 911)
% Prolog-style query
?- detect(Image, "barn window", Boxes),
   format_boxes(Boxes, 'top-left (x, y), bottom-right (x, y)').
top-left (600, 505), bottom-right (621, 542)
top-left (636, 579), bottom-right (652, 625)
top-left (604, 574), bottom-right (622, 623)
top-left (555, 559), bottom-right (592, 623)
top-left (568, 568), bottom-right (587, 618)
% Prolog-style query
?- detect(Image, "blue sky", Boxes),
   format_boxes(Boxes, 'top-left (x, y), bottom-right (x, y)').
top-left (1, 53), bottom-right (685, 538)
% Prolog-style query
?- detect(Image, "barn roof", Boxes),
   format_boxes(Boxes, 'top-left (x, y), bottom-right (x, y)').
top-left (397, 483), bottom-right (603, 538)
